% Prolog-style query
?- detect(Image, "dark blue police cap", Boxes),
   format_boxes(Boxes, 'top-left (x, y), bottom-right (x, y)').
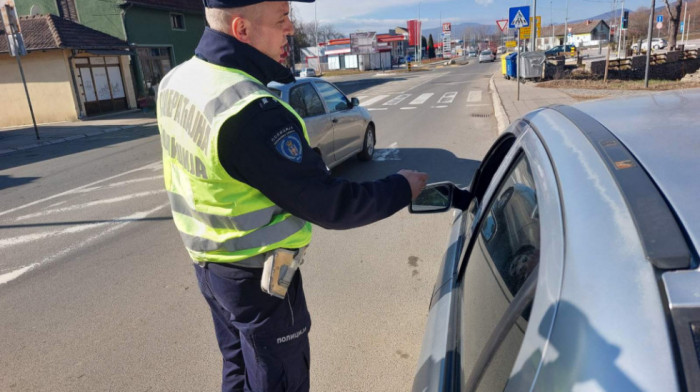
top-left (204, 0), bottom-right (314, 8)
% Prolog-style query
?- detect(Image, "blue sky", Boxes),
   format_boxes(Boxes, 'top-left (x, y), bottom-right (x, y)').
top-left (292, 0), bottom-right (653, 34)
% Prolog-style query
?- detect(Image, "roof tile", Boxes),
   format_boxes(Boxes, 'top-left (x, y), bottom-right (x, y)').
top-left (0, 14), bottom-right (127, 54)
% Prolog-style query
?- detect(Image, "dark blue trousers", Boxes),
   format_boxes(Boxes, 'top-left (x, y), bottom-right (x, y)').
top-left (195, 263), bottom-right (311, 392)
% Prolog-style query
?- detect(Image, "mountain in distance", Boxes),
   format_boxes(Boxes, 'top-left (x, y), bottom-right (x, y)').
top-left (416, 6), bottom-right (651, 41)
top-left (569, 9), bottom-right (630, 25)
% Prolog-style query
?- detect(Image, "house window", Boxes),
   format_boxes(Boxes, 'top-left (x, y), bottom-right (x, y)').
top-left (170, 13), bottom-right (185, 30)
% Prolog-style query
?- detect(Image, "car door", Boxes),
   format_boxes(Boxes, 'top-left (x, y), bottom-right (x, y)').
top-left (412, 132), bottom-right (519, 392)
top-left (287, 82), bottom-right (335, 164)
top-left (457, 127), bottom-right (563, 392)
top-left (313, 80), bottom-right (364, 163)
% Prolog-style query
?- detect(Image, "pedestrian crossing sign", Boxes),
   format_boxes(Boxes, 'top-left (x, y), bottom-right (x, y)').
top-left (509, 6), bottom-right (530, 29)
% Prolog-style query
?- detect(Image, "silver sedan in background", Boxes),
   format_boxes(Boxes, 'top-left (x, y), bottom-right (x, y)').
top-left (478, 50), bottom-right (495, 63)
top-left (269, 78), bottom-right (375, 169)
top-left (410, 89), bottom-right (700, 391)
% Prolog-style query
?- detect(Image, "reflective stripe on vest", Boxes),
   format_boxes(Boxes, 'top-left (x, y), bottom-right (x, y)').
top-left (167, 192), bottom-right (283, 231)
top-left (157, 58), bottom-right (312, 263)
top-left (178, 216), bottom-right (307, 252)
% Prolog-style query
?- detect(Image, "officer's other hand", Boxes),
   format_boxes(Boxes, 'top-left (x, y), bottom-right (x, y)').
top-left (398, 170), bottom-right (429, 201)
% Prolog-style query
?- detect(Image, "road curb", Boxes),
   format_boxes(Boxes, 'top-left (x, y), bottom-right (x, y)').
top-left (489, 75), bottom-right (510, 135)
top-left (0, 122), bottom-right (157, 157)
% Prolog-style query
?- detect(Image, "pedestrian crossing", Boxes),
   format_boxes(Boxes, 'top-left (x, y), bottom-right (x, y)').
top-left (353, 90), bottom-right (487, 111)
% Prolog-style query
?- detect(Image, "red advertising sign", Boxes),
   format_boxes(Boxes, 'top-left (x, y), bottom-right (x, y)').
top-left (407, 19), bottom-right (421, 46)
top-left (442, 22), bottom-right (451, 32)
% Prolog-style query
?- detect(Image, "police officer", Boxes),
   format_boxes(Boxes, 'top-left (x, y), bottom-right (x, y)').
top-left (156, 1), bottom-right (428, 391)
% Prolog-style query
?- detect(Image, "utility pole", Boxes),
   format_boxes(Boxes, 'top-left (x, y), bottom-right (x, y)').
top-left (551, 0), bottom-right (554, 45)
top-left (2, 0), bottom-right (39, 139)
top-left (644, 0), bottom-right (656, 88)
top-left (314, 2), bottom-right (318, 51)
top-left (682, 1), bottom-right (688, 45)
top-left (618, 0), bottom-right (625, 58)
top-left (564, 0), bottom-right (569, 45)
top-left (532, 0), bottom-right (537, 51)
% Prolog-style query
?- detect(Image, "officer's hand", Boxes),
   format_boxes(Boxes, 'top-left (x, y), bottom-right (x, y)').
top-left (398, 170), bottom-right (429, 201)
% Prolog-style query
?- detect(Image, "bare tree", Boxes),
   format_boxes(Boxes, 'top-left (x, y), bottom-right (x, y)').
top-left (663, 0), bottom-right (683, 49)
top-left (316, 24), bottom-right (344, 43)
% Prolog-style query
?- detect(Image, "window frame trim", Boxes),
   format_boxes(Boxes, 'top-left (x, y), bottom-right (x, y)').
top-left (170, 12), bottom-right (186, 31)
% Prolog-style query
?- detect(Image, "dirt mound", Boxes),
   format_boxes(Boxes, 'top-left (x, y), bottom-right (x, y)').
top-left (682, 68), bottom-right (700, 83)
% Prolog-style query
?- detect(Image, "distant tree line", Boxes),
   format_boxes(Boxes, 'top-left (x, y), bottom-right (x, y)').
top-left (626, 0), bottom-right (699, 49)
top-left (287, 7), bottom-right (344, 66)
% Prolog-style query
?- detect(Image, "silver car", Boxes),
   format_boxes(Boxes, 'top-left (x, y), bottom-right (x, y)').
top-left (268, 78), bottom-right (375, 169)
top-left (299, 67), bottom-right (317, 77)
top-left (478, 50), bottom-right (495, 63)
top-left (410, 89), bottom-right (700, 391)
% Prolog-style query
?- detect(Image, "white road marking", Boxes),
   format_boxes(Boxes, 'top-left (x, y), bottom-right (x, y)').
top-left (367, 108), bottom-right (388, 111)
top-left (374, 142), bottom-right (400, 161)
top-left (400, 107), bottom-right (417, 110)
top-left (75, 176), bottom-right (163, 193)
top-left (409, 93), bottom-right (434, 105)
top-left (355, 96), bottom-right (368, 103)
top-left (467, 90), bottom-right (483, 103)
top-left (438, 92), bottom-right (458, 104)
top-left (383, 94), bottom-right (411, 105)
top-left (432, 105), bottom-right (449, 109)
top-left (359, 95), bottom-right (389, 107)
top-left (0, 203), bottom-right (170, 285)
top-left (0, 161), bottom-right (161, 218)
top-left (14, 190), bottom-right (163, 221)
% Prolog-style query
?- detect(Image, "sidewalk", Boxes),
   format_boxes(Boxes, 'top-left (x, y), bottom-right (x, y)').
top-left (490, 73), bottom-right (578, 134)
top-left (0, 110), bottom-right (157, 156)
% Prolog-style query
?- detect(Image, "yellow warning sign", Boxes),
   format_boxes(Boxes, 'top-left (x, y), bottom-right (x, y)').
top-left (519, 16), bottom-right (541, 39)
top-left (505, 41), bottom-right (517, 48)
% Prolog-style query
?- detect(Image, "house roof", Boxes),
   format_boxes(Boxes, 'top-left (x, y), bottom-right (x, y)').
top-left (0, 14), bottom-right (128, 54)
top-left (547, 20), bottom-right (609, 37)
top-left (122, 0), bottom-right (204, 14)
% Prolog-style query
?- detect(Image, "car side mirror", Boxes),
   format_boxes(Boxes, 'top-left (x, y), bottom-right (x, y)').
top-left (409, 182), bottom-right (473, 213)
top-left (351, 97), bottom-right (360, 107)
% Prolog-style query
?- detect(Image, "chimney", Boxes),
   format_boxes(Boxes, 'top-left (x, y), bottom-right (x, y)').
top-left (586, 20), bottom-right (591, 25)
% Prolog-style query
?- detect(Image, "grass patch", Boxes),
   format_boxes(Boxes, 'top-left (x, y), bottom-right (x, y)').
top-left (537, 79), bottom-right (700, 90)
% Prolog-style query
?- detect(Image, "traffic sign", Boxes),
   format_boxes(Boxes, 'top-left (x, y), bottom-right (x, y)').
top-left (680, 21), bottom-right (684, 33)
top-left (496, 19), bottom-right (509, 32)
top-left (509, 6), bottom-right (530, 29)
top-left (656, 15), bottom-right (663, 23)
top-left (656, 22), bottom-right (663, 29)
top-left (505, 40), bottom-right (516, 48)
top-left (519, 16), bottom-right (541, 39)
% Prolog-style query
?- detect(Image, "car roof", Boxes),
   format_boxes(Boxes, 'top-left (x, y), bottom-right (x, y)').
top-left (268, 77), bottom-right (320, 92)
top-left (571, 89), bottom-right (700, 250)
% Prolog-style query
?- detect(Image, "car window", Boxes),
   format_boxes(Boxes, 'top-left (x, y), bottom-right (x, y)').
top-left (459, 153), bottom-right (540, 391)
top-left (469, 133), bottom-right (517, 203)
top-left (314, 81), bottom-right (349, 113)
top-left (288, 83), bottom-right (325, 118)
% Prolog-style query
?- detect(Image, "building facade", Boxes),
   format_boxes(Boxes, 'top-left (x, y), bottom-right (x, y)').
top-left (15, 0), bottom-right (205, 99)
top-left (0, 14), bottom-right (135, 127)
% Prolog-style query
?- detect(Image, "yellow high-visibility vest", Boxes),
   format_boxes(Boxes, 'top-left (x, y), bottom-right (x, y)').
top-left (157, 57), bottom-right (312, 264)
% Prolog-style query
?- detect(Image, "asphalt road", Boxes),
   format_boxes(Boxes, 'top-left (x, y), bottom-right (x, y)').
top-left (0, 60), bottom-right (500, 392)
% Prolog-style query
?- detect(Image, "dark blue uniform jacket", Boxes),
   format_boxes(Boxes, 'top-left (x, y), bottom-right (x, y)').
top-left (194, 28), bottom-right (411, 230)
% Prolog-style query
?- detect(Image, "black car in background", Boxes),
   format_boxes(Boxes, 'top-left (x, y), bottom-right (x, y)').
top-left (544, 44), bottom-right (576, 57)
